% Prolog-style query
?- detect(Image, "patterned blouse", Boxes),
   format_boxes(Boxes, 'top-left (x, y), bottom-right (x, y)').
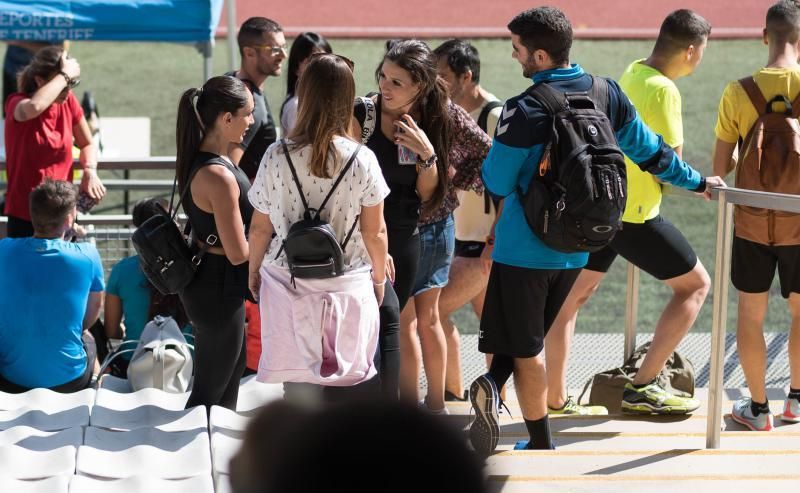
top-left (420, 101), bottom-right (492, 225)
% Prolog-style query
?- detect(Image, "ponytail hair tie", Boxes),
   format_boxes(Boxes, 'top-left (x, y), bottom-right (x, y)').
top-left (191, 87), bottom-right (206, 132)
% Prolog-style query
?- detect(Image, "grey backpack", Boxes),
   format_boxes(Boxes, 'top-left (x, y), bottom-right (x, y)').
top-left (127, 316), bottom-right (194, 393)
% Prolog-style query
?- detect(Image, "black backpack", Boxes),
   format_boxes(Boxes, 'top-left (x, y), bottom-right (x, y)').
top-left (276, 140), bottom-right (362, 282)
top-left (132, 161), bottom-right (221, 295)
top-left (518, 76), bottom-right (627, 253)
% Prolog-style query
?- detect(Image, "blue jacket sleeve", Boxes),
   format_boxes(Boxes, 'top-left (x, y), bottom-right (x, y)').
top-left (481, 140), bottom-right (539, 198)
top-left (615, 113), bottom-right (702, 191)
top-left (481, 98), bottom-right (545, 198)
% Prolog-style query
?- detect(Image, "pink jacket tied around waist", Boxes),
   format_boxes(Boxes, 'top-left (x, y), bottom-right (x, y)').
top-left (257, 264), bottom-right (379, 386)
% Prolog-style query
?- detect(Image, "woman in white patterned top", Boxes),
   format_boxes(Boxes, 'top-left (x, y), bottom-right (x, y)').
top-left (247, 54), bottom-right (391, 395)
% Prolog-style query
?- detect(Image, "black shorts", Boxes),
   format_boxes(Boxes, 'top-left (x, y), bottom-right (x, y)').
top-left (584, 215), bottom-right (697, 281)
top-left (478, 263), bottom-right (580, 358)
top-left (454, 239), bottom-right (485, 258)
top-left (732, 235), bottom-right (800, 298)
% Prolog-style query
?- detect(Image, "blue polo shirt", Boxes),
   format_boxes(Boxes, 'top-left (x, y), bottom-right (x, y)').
top-left (0, 237), bottom-right (104, 388)
top-left (482, 64), bottom-right (702, 269)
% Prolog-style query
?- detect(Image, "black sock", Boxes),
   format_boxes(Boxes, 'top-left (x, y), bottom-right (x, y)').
top-left (488, 354), bottom-right (514, 391)
top-left (632, 378), bottom-right (657, 390)
top-left (750, 399), bottom-right (770, 416)
top-left (788, 388), bottom-right (800, 400)
top-left (523, 416), bottom-right (553, 450)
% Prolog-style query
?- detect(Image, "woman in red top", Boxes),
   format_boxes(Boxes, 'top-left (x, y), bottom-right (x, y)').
top-left (4, 46), bottom-right (105, 237)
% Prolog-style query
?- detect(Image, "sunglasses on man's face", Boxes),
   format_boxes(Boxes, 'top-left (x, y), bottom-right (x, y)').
top-left (250, 44), bottom-right (287, 56)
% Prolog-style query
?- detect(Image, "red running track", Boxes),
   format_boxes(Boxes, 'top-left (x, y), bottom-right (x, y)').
top-left (221, 0), bottom-right (767, 38)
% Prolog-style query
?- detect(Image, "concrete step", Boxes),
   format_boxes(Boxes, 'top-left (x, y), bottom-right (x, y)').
top-left (488, 479), bottom-right (800, 493)
top-left (485, 449), bottom-right (800, 481)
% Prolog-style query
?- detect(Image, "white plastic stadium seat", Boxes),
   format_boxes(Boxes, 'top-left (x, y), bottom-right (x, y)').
top-left (214, 473), bottom-right (233, 493)
top-left (209, 405), bottom-right (250, 435)
top-left (94, 388), bottom-right (189, 411)
top-left (0, 444), bottom-right (76, 479)
top-left (0, 476), bottom-right (70, 493)
top-left (83, 426), bottom-right (207, 453)
top-left (210, 429), bottom-right (242, 476)
top-left (69, 474), bottom-right (213, 493)
top-left (89, 404), bottom-right (207, 431)
top-left (0, 406), bottom-right (90, 431)
top-left (236, 375), bottom-right (283, 413)
top-left (0, 388), bottom-right (95, 411)
top-left (0, 426), bottom-right (83, 451)
top-left (76, 439), bottom-right (211, 479)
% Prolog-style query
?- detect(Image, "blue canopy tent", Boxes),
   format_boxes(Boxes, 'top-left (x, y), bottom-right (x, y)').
top-left (0, 0), bottom-right (232, 81)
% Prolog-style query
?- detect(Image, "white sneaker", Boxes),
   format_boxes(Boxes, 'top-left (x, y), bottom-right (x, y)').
top-left (781, 396), bottom-right (800, 423)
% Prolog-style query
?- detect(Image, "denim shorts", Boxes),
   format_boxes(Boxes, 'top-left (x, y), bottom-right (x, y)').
top-left (412, 215), bottom-right (455, 295)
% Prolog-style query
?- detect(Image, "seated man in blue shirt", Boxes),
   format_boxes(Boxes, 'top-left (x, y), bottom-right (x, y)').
top-left (468, 6), bottom-right (726, 454)
top-left (0, 179), bottom-right (104, 392)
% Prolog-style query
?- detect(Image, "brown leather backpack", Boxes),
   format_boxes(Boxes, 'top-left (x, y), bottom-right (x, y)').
top-left (734, 77), bottom-right (800, 246)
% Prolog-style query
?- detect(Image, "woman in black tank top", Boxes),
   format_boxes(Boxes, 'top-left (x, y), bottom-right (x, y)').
top-left (175, 76), bottom-right (255, 411)
top-left (354, 40), bottom-right (456, 410)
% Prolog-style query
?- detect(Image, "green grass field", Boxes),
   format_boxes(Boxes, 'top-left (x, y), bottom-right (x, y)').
top-left (2, 38), bottom-right (789, 334)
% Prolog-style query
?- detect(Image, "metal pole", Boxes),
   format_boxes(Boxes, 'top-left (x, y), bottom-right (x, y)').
top-left (203, 41), bottom-right (213, 83)
top-left (623, 263), bottom-right (640, 363)
top-left (706, 190), bottom-right (734, 449)
top-left (226, 0), bottom-right (238, 71)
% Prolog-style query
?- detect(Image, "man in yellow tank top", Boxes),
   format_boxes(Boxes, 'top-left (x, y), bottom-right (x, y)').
top-left (545, 10), bottom-right (713, 415)
top-left (713, 0), bottom-right (800, 432)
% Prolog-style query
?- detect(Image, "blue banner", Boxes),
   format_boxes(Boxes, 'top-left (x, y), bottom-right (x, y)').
top-left (0, 0), bottom-right (224, 42)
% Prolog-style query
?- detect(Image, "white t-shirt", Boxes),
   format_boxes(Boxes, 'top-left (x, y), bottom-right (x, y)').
top-left (454, 94), bottom-right (503, 242)
top-left (248, 136), bottom-right (390, 271)
top-left (280, 95), bottom-right (298, 136)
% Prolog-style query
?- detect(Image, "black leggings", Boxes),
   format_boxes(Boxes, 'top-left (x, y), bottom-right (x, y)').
top-left (181, 253), bottom-right (247, 411)
top-left (377, 280), bottom-right (400, 399)
top-left (387, 227), bottom-right (420, 311)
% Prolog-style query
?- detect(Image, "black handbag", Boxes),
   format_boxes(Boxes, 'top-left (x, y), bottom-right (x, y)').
top-left (132, 163), bottom-right (218, 295)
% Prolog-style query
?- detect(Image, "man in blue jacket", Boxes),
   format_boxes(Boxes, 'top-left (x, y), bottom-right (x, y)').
top-left (468, 6), bottom-right (726, 454)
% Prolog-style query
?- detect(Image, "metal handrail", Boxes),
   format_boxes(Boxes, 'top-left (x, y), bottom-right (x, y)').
top-left (0, 157), bottom-right (176, 171)
top-left (619, 185), bottom-right (800, 448)
top-left (705, 186), bottom-right (800, 448)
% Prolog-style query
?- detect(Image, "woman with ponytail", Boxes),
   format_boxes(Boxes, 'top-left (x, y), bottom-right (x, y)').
top-left (176, 75), bottom-right (254, 410)
top-left (353, 40), bottom-right (490, 411)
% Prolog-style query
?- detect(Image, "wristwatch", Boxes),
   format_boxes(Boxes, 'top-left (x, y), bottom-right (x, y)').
top-left (416, 153), bottom-right (437, 169)
top-left (59, 71), bottom-right (74, 86)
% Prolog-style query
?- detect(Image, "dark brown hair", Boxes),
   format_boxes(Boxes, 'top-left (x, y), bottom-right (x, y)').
top-left (767, 0), bottom-right (800, 44)
top-left (288, 54), bottom-right (356, 178)
top-left (175, 76), bottom-right (250, 192)
top-left (508, 7), bottom-right (573, 66)
top-left (237, 17), bottom-right (283, 56)
top-left (17, 45), bottom-right (66, 96)
top-left (378, 39), bottom-right (451, 212)
top-left (29, 179), bottom-right (77, 236)
top-left (653, 9), bottom-right (711, 55)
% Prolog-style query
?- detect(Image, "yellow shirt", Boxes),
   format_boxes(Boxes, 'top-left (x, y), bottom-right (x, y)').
top-left (618, 60), bottom-right (683, 223)
top-left (715, 67), bottom-right (800, 143)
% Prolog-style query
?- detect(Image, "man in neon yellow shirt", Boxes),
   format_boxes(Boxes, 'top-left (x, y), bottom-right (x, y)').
top-left (713, 0), bottom-right (800, 432)
top-left (545, 10), bottom-right (712, 415)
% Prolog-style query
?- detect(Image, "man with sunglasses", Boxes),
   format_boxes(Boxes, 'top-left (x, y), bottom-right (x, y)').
top-left (225, 17), bottom-right (286, 180)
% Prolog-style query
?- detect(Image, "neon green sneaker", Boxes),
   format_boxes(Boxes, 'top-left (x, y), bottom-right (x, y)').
top-left (548, 396), bottom-right (608, 416)
top-left (621, 382), bottom-right (700, 415)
